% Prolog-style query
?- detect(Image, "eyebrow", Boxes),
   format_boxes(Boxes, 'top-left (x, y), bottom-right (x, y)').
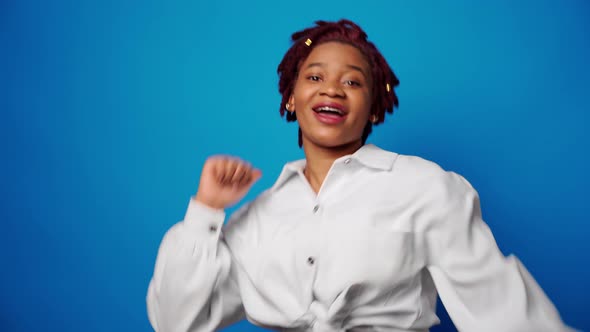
top-left (304, 62), bottom-right (368, 78)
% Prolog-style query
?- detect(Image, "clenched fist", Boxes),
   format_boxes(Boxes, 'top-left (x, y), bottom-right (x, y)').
top-left (194, 156), bottom-right (262, 210)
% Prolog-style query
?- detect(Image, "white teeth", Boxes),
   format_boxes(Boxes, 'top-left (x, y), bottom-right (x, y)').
top-left (316, 106), bottom-right (343, 114)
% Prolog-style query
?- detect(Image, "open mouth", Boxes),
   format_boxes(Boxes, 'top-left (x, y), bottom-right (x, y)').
top-left (312, 104), bottom-right (347, 117)
top-left (312, 104), bottom-right (348, 124)
top-left (313, 106), bottom-right (345, 116)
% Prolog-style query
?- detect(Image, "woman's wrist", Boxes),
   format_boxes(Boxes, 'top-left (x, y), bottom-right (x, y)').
top-left (193, 193), bottom-right (225, 210)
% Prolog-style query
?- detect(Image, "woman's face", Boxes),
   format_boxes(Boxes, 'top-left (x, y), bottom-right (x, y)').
top-left (289, 41), bottom-right (373, 150)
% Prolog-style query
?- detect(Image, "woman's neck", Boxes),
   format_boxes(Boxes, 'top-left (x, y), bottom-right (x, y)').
top-left (302, 140), bottom-right (363, 193)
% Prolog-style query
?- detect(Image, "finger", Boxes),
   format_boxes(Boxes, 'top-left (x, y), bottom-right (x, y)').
top-left (240, 171), bottom-right (253, 186)
top-left (216, 158), bottom-right (230, 184)
top-left (251, 169), bottom-right (262, 182)
top-left (231, 162), bottom-right (250, 184)
top-left (222, 159), bottom-right (240, 185)
top-left (212, 158), bottom-right (225, 183)
top-left (243, 168), bottom-right (262, 186)
top-left (218, 157), bottom-right (237, 184)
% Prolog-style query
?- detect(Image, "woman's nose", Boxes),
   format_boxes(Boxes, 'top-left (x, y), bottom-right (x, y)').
top-left (319, 80), bottom-right (345, 97)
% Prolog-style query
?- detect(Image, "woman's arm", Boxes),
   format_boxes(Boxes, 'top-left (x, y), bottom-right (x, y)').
top-left (147, 200), bottom-right (244, 331)
top-left (147, 156), bottom-right (261, 331)
top-left (424, 172), bottom-right (576, 332)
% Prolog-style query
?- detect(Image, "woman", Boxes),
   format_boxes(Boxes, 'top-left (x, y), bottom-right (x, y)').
top-left (147, 20), bottom-right (574, 332)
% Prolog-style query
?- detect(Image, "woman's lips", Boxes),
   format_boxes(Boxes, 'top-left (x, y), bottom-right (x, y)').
top-left (313, 111), bottom-right (347, 124)
top-left (312, 102), bottom-right (347, 125)
top-left (312, 102), bottom-right (346, 113)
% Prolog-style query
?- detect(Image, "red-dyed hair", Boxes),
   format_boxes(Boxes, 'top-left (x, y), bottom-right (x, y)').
top-left (277, 19), bottom-right (400, 146)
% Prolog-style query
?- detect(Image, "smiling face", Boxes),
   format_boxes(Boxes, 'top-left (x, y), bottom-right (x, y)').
top-left (289, 42), bottom-right (373, 151)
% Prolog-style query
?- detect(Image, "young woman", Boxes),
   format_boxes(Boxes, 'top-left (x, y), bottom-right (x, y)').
top-left (147, 20), bottom-right (574, 332)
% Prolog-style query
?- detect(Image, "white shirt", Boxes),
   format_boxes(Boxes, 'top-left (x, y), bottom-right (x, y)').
top-left (147, 144), bottom-right (575, 332)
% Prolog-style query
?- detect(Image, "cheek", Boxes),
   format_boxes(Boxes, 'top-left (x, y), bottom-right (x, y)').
top-left (357, 93), bottom-right (373, 117)
top-left (293, 84), bottom-right (311, 107)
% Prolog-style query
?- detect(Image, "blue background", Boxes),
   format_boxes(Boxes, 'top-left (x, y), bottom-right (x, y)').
top-left (1, 0), bottom-right (588, 331)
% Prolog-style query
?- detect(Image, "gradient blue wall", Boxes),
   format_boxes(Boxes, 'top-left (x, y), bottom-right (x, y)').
top-left (1, 1), bottom-right (588, 331)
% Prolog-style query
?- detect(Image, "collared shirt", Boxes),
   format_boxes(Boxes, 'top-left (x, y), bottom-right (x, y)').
top-left (147, 144), bottom-right (574, 332)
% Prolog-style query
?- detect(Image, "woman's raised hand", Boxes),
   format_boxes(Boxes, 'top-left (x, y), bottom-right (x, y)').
top-left (194, 156), bottom-right (262, 210)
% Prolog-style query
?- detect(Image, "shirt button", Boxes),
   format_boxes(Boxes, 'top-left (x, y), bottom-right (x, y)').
top-left (312, 205), bottom-right (319, 213)
top-left (209, 225), bottom-right (218, 233)
top-left (307, 256), bottom-right (315, 265)
top-left (344, 158), bottom-right (351, 164)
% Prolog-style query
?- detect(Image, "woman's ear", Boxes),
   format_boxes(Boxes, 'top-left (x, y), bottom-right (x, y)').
top-left (288, 95), bottom-right (295, 112)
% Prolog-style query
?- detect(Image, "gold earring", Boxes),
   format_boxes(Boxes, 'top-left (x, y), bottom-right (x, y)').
top-left (286, 103), bottom-right (295, 112)
top-left (370, 114), bottom-right (378, 123)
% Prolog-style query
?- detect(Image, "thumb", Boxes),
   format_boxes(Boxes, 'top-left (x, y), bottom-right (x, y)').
top-left (251, 169), bottom-right (262, 183)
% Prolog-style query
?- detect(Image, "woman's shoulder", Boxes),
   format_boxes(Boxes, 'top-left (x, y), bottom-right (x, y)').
top-left (393, 152), bottom-right (446, 178)
top-left (361, 144), bottom-right (448, 177)
top-left (378, 146), bottom-right (476, 198)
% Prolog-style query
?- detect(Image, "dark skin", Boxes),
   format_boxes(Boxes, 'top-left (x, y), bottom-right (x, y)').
top-left (196, 42), bottom-right (374, 209)
top-left (288, 42), bottom-right (374, 193)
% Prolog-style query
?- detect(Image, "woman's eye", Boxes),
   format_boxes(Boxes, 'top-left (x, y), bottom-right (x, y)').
top-left (308, 75), bottom-right (321, 81)
top-left (345, 80), bottom-right (361, 86)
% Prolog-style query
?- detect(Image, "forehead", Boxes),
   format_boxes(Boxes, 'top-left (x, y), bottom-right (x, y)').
top-left (301, 41), bottom-right (370, 69)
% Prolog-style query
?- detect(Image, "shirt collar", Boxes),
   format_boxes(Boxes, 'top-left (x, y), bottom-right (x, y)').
top-left (270, 144), bottom-right (398, 192)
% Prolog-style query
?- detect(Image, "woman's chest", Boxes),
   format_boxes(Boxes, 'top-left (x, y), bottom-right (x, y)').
top-left (248, 194), bottom-right (428, 301)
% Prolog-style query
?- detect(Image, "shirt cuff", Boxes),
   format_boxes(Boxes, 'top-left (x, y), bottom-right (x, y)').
top-left (182, 197), bottom-right (226, 243)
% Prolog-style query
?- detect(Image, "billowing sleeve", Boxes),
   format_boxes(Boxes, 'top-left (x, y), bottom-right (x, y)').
top-left (146, 198), bottom-right (246, 332)
top-left (424, 172), bottom-right (576, 332)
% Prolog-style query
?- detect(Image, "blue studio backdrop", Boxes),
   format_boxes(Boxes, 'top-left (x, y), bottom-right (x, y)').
top-left (1, 1), bottom-right (588, 331)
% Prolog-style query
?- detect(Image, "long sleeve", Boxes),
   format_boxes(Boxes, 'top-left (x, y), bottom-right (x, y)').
top-left (424, 172), bottom-right (576, 332)
top-left (146, 199), bottom-right (245, 332)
